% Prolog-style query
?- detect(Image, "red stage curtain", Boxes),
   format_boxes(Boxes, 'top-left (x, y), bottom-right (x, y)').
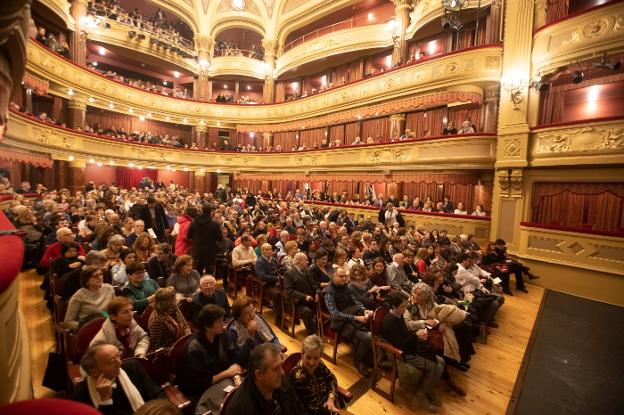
top-left (531, 182), bottom-right (624, 231)
top-left (299, 127), bottom-right (325, 149)
top-left (361, 117), bottom-right (389, 140)
top-left (115, 167), bottom-right (158, 189)
top-left (344, 122), bottom-right (359, 143)
top-left (273, 131), bottom-right (297, 149)
top-left (85, 109), bottom-right (192, 141)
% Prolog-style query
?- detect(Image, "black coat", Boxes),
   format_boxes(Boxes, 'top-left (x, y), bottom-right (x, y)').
top-left (187, 215), bottom-right (223, 262)
top-left (72, 359), bottom-right (162, 415)
top-left (377, 208), bottom-right (405, 227)
top-left (222, 376), bottom-right (308, 415)
top-left (284, 267), bottom-right (318, 302)
top-left (139, 203), bottom-right (169, 241)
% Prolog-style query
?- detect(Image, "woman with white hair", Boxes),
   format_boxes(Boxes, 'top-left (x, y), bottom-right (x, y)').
top-left (457, 120), bottom-right (476, 135)
top-left (289, 335), bottom-right (340, 414)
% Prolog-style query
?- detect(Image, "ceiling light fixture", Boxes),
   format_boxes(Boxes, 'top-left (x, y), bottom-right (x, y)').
top-left (98, 46), bottom-right (106, 56)
top-left (593, 53), bottom-right (621, 71)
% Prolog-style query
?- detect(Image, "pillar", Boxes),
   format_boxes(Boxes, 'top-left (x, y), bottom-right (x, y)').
top-left (195, 34), bottom-right (214, 101)
top-left (533, 0), bottom-right (549, 31)
top-left (388, 113), bottom-right (406, 141)
top-left (391, 0), bottom-right (411, 66)
top-left (261, 132), bottom-right (273, 149)
top-left (70, 0), bottom-right (88, 66)
top-left (482, 87), bottom-right (500, 133)
top-left (489, 0), bottom-right (535, 248)
top-left (234, 81), bottom-right (239, 101)
top-left (193, 169), bottom-right (207, 193)
top-left (68, 159), bottom-right (86, 193)
top-left (262, 39), bottom-right (277, 103)
top-left (67, 97), bottom-right (86, 129)
top-left (194, 125), bottom-right (207, 149)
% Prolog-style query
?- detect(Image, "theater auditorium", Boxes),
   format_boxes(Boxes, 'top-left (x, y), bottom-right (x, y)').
top-left (0, 0), bottom-right (623, 414)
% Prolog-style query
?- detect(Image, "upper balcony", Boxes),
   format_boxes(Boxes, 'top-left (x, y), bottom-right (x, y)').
top-left (532, 0), bottom-right (624, 75)
top-left (5, 110), bottom-right (497, 173)
top-left (26, 38), bottom-right (503, 126)
top-left (209, 52), bottom-right (268, 80)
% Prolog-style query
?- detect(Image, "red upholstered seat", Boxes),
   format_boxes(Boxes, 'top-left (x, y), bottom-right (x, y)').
top-left (0, 398), bottom-right (101, 415)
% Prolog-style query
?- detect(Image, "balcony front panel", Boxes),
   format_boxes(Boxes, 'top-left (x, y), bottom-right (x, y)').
top-left (5, 111), bottom-right (497, 173)
top-left (517, 223), bottom-right (624, 276)
top-left (405, 0), bottom-right (495, 38)
top-left (26, 39), bottom-right (503, 125)
top-left (532, 1), bottom-right (624, 74)
top-left (85, 20), bottom-right (198, 73)
top-left (208, 55), bottom-right (267, 79)
top-left (275, 24), bottom-right (392, 76)
top-left (38, 0), bottom-right (75, 30)
top-left (530, 117), bottom-right (624, 166)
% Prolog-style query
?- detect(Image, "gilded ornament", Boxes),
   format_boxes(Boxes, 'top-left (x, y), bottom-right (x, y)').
top-left (614, 14), bottom-right (623, 32)
top-left (504, 138), bottom-right (521, 157)
top-left (485, 55), bottom-right (501, 68)
top-left (582, 18), bottom-right (608, 38)
top-left (536, 125), bottom-right (624, 153)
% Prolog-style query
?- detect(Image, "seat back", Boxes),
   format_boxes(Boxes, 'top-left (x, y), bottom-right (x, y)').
top-left (135, 306), bottom-right (153, 333)
top-left (71, 317), bottom-right (106, 362)
top-left (282, 352), bottom-right (302, 375)
top-left (178, 300), bottom-right (193, 324)
top-left (168, 332), bottom-right (194, 375)
top-left (371, 306), bottom-right (387, 337)
top-left (219, 385), bottom-right (238, 413)
top-left (123, 356), bottom-right (170, 386)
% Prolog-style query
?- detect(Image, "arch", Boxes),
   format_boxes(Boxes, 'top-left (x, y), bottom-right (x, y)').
top-left (148, 0), bottom-right (200, 36)
top-left (211, 17), bottom-right (267, 40)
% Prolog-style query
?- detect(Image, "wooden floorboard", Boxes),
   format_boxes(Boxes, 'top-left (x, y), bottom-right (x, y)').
top-left (20, 270), bottom-right (544, 414)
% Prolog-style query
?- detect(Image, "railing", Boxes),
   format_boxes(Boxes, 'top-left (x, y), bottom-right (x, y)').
top-left (213, 48), bottom-right (263, 60)
top-left (283, 11), bottom-right (395, 52)
top-left (536, 0), bottom-right (623, 32)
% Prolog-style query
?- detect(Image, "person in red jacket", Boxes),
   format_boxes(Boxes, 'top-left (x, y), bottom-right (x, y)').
top-left (40, 227), bottom-right (85, 270)
top-left (174, 206), bottom-right (197, 256)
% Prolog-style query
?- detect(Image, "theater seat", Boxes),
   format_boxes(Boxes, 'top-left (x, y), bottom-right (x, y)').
top-left (0, 398), bottom-right (101, 415)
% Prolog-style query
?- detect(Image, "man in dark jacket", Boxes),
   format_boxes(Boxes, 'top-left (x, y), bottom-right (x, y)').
top-left (255, 243), bottom-right (282, 325)
top-left (187, 205), bottom-right (223, 276)
top-left (378, 203), bottom-right (405, 227)
top-left (191, 275), bottom-right (232, 324)
top-left (222, 343), bottom-right (308, 415)
top-left (73, 343), bottom-right (162, 415)
top-left (283, 252), bottom-right (318, 335)
top-left (139, 196), bottom-right (169, 242)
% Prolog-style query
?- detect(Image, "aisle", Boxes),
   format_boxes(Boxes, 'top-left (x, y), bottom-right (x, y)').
top-left (20, 269), bottom-right (544, 414)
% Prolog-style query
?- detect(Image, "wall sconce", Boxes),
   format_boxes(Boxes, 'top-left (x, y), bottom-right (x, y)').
top-left (501, 71), bottom-right (529, 110)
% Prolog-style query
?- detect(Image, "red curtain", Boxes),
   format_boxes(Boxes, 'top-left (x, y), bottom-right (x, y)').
top-left (406, 107), bottom-right (446, 137)
top-left (344, 122), bottom-right (359, 143)
top-left (361, 117), bottom-right (389, 141)
top-left (448, 106), bottom-right (481, 132)
top-left (115, 167), bottom-right (158, 189)
top-left (539, 88), bottom-right (565, 125)
top-left (546, 0), bottom-right (569, 25)
top-left (531, 182), bottom-right (624, 231)
top-left (275, 81), bottom-right (286, 103)
top-left (273, 131), bottom-right (297, 149)
top-left (299, 127), bottom-right (326, 149)
top-left (85, 109), bottom-right (192, 141)
top-left (328, 125), bottom-right (345, 142)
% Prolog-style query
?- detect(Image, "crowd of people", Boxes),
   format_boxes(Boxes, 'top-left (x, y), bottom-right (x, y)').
top-left (87, 0), bottom-right (194, 52)
top-left (214, 38), bottom-right (263, 60)
top-left (35, 27), bottom-right (70, 58)
top-left (1, 175), bottom-right (537, 414)
top-left (89, 65), bottom-right (191, 99)
top-left (214, 93), bottom-right (259, 105)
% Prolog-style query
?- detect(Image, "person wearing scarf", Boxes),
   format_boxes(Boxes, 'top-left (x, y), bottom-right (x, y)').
top-left (148, 287), bottom-right (191, 351)
top-left (73, 343), bottom-right (162, 414)
top-left (90, 296), bottom-right (150, 359)
top-left (228, 297), bottom-right (283, 365)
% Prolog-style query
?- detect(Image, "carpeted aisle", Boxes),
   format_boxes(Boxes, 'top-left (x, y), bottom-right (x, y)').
top-left (510, 290), bottom-right (624, 415)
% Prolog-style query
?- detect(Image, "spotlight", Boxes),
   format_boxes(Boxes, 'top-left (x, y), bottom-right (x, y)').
top-left (571, 70), bottom-right (583, 84)
top-left (593, 53), bottom-right (621, 71)
top-left (530, 73), bottom-right (551, 93)
top-left (138, 33), bottom-right (146, 40)
top-left (128, 30), bottom-right (136, 38)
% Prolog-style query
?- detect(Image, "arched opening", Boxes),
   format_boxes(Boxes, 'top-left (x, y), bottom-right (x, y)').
top-left (214, 28), bottom-right (264, 60)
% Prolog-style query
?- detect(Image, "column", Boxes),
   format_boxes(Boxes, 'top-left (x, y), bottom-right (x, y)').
top-left (193, 125), bottom-right (207, 149)
top-left (388, 113), bottom-right (406, 140)
top-left (482, 87), bottom-right (500, 133)
top-left (489, 0), bottom-right (535, 247)
top-left (193, 169), bottom-right (206, 194)
top-left (70, 0), bottom-right (88, 66)
top-left (195, 34), bottom-right (214, 101)
top-left (261, 132), bottom-right (273, 149)
top-left (391, 0), bottom-right (411, 66)
top-left (68, 159), bottom-right (86, 193)
top-left (234, 81), bottom-right (239, 101)
top-left (262, 39), bottom-right (277, 103)
top-left (67, 97), bottom-right (86, 129)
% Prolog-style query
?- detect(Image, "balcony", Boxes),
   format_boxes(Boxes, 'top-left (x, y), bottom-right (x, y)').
top-left (517, 222), bottom-right (624, 276)
top-left (530, 117), bottom-right (624, 166)
top-left (38, 0), bottom-right (75, 30)
top-left (26, 39), bottom-right (503, 125)
top-left (532, 0), bottom-right (624, 74)
top-left (209, 54), bottom-right (268, 79)
top-left (4, 110), bottom-right (497, 173)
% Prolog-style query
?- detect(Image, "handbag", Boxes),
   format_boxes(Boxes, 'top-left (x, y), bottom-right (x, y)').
top-left (427, 328), bottom-right (445, 352)
top-left (42, 351), bottom-right (69, 391)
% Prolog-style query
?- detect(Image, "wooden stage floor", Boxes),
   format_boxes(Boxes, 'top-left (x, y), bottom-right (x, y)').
top-left (20, 269), bottom-right (544, 414)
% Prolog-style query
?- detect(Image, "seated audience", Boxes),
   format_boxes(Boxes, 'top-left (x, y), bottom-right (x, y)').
top-left (146, 243), bottom-right (175, 281)
top-left (61, 250), bottom-right (106, 301)
top-left (90, 296), bottom-right (150, 358)
top-left (284, 252), bottom-right (319, 335)
top-left (64, 266), bottom-right (115, 330)
top-left (51, 241), bottom-right (84, 278)
top-left (167, 255), bottom-right (200, 301)
top-left (100, 234), bottom-right (126, 266)
top-left (191, 275), bottom-right (231, 324)
top-left (40, 227), bottom-right (85, 270)
top-left (457, 121), bottom-right (475, 135)
top-left (255, 242), bottom-right (282, 324)
top-left (387, 253), bottom-right (414, 295)
top-left (122, 262), bottom-right (159, 313)
top-left (442, 122), bottom-right (457, 135)
top-left (73, 343), bottom-right (162, 414)
top-left (289, 335), bottom-right (340, 415)
top-left (148, 287), bottom-right (191, 350)
top-left (348, 263), bottom-right (381, 310)
top-left (112, 249), bottom-right (139, 287)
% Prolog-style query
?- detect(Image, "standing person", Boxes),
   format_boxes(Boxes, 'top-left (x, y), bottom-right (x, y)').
top-left (187, 205), bottom-right (223, 277)
top-left (174, 206), bottom-right (197, 256)
top-left (139, 196), bottom-right (169, 242)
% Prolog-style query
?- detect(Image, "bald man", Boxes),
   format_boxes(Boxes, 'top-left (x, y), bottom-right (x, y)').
top-left (255, 243), bottom-right (282, 325)
top-left (283, 253), bottom-right (318, 335)
top-left (191, 275), bottom-right (231, 324)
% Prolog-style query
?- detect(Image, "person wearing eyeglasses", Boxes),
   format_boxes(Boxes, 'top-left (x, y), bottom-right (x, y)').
top-left (122, 262), bottom-right (159, 313)
top-left (64, 266), bottom-right (115, 330)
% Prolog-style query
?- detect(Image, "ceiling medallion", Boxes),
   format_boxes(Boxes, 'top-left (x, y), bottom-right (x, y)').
top-left (232, 0), bottom-right (246, 10)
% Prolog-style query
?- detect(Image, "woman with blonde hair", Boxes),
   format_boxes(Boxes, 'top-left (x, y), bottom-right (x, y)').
top-left (148, 286), bottom-right (191, 350)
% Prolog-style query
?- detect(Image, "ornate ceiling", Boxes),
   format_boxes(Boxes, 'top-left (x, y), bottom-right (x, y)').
top-left (151, 0), bottom-right (373, 41)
